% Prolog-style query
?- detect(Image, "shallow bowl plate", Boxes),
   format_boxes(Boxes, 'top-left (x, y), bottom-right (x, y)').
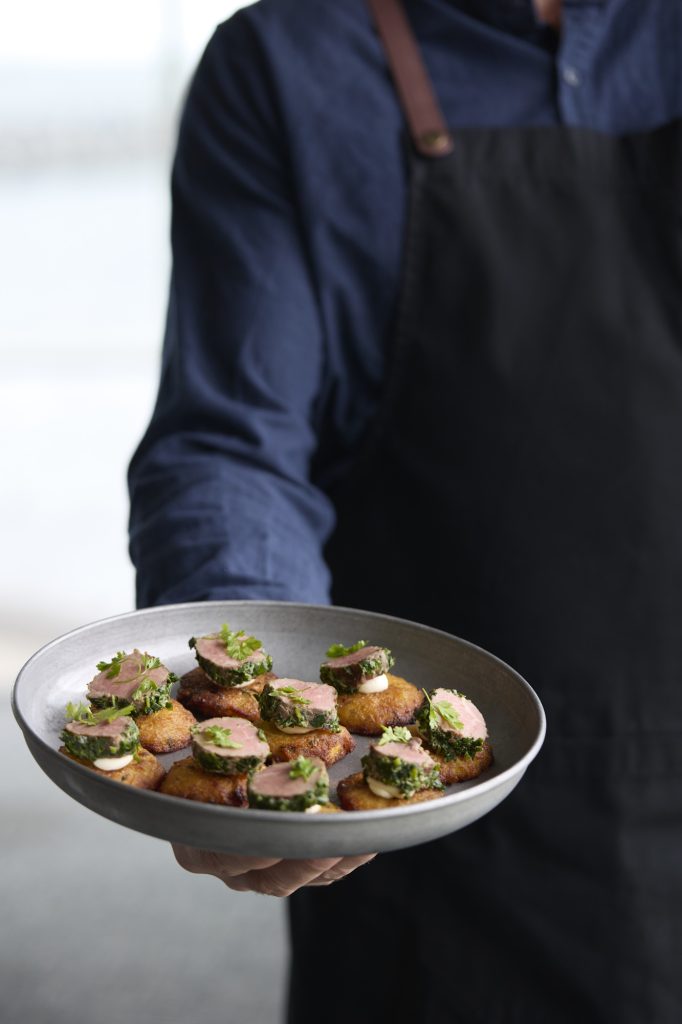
top-left (12, 601), bottom-right (545, 857)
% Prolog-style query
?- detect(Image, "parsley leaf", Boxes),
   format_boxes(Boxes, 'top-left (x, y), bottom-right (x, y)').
top-left (65, 701), bottom-right (134, 726)
top-left (95, 650), bottom-right (162, 684)
top-left (219, 623), bottom-right (263, 661)
top-left (196, 725), bottom-right (242, 749)
top-left (377, 725), bottom-right (412, 746)
top-left (326, 640), bottom-right (367, 659)
top-left (423, 690), bottom-right (464, 732)
top-left (96, 651), bottom-right (127, 678)
top-left (288, 757), bottom-right (317, 780)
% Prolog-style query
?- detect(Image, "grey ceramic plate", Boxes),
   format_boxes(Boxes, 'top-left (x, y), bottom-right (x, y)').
top-left (12, 601), bottom-right (545, 857)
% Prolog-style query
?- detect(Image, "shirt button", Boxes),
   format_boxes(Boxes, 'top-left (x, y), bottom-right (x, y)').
top-left (562, 66), bottom-right (581, 87)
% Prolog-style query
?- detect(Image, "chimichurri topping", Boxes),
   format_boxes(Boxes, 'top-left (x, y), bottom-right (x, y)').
top-left (288, 757), bottom-right (317, 780)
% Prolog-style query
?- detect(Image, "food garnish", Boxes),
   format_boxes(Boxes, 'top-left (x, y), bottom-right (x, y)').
top-left (377, 725), bottom-right (412, 745)
top-left (325, 640), bottom-right (367, 658)
top-left (95, 651), bottom-right (128, 678)
top-left (219, 623), bottom-right (263, 660)
top-left (65, 701), bottom-right (134, 725)
top-left (194, 724), bottom-right (242, 749)
top-left (271, 685), bottom-right (311, 706)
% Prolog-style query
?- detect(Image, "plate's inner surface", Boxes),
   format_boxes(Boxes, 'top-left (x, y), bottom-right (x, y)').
top-left (18, 602), bottom-right (540, 807)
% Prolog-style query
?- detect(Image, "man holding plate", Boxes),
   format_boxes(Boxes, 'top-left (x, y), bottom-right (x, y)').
top-left (129, 0), bottom-right (682, 1021)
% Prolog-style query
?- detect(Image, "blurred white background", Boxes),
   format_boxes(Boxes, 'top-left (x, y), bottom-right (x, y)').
top-left (2, 5), bottom-right (288, 1022)
top-left (1, 0), bottom-right (252, 679)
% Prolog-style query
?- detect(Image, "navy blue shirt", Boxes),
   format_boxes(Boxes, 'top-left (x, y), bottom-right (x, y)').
top-left (128, 0), bottom-right (681, 608)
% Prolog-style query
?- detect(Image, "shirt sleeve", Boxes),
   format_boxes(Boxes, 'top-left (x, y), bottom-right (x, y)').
top-left (128, 18), bottom-right (335, 608)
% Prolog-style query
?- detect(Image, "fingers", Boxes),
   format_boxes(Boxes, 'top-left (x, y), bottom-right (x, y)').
top-left (306, 853), bottom-right (378, 886)
top-left (172, 844), bottom-right (280, 879)
top-left (224, 857), bottom-right (343, 897)
top-left (171, 845), bottom-right (378, 897)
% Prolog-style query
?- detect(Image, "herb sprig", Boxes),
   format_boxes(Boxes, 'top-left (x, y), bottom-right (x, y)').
top-left (422, 690), bottom-right (464, 732)
top-left (96, 651), bottom-right (161, 683)
top-left (288, 757), bottom-right (317, 780)
top-left (96, 651), bottom-right (128, 678)
top-left (194, 724), bottom-right (242, 749)
top-left (377, 725), bottom-right (412, 746)
top-left (326, 640), bottom-right (367, 659)
top-left (272, 685), bottom-right (311, 706)
top-left (65, 701), bottom-right (134, 726)
top-left (219, 624), bottom-right (263, 661)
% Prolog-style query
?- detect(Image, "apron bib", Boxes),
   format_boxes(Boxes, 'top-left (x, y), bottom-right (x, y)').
top-left (290, 2), bottom-right (682, 1020)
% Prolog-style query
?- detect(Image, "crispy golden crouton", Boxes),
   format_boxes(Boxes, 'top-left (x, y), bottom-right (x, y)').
top-left (176, 668), bottom-right (273, 722)
top-left (59, 746), bottom-right (165, 790)
top-left (336, 771), bottom-right (443, 811)
top-left (337, 674), bottom-right (422, 736)
top-left (257, 720), bottom-right (355, 766)
top-left (428, 739), bottom-right (494, 784)
top-left (136, 699), bottom-right (196, 754)
top-left (158, 755), bottom-right (249, 806)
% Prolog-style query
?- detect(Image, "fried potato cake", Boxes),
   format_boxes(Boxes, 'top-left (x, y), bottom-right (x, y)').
top-left (176, 668), bottom-right (273, 722)
top-left (136, 699), bottom-right (196, 754)
top-left (258, 720), bottom-right (355, 766)
top-left (337, 674), bottom-right (422, 736)
top-left (158, 755), bottom-right (249, 806)
top-left (59, 746), bottom-right (165, 790)
top-left (428, 739), bottom-right (494, 784)
top-left (336, 771), bottom-right (443, 811)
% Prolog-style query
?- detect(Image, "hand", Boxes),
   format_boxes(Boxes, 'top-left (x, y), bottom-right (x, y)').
top-left (172, 844), bottom-right (376, 897)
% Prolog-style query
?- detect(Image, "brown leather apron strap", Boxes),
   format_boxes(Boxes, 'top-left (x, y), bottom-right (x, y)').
top-left (366, 0), bottom-right (454, 157)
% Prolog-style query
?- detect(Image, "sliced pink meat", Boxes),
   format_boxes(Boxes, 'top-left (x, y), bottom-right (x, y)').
top-left (64, 717), bottom-right (131, 739)
top-left (322, 645), bottom-right (383, 669)
top-left (194, 637), bottom-right (268, 670)
top-left (249, 759), bottom-right (325, 797)
top-left (370, 738), bottom-right (435, 767)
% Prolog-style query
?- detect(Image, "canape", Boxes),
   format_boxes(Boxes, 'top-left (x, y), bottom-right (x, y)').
top-left (189, 623), bottom-right (273, 687)
top-left (59, 702), bottom-right (165, 789)
top-left (337, 726), bottom-right (443, 810)
top-left (87, 649), bottom-right (174, 714)
top-left (414, 688), bottom-right (493, 783)
top-left (320, 641), bottom-right (422, 735)
top-left (256, 679), bottom-right (354, 766)
top-left (159, 717), bottom-right (269, 806)
top-left (248, 757), bottom-right (337, 813)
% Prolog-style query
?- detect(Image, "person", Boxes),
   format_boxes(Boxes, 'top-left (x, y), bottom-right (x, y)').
top-left (128, 1), bottom-right (682, 1020)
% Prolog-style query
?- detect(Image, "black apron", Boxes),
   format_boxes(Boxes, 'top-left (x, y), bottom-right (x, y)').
top-left (289, 2), bottom-right (682, 1020)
